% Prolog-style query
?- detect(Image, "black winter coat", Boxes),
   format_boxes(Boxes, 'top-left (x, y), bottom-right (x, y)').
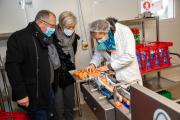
top-left (5, 22), bottom-right (52, 109)
top-left (52, 35), bottom-right (76, 91)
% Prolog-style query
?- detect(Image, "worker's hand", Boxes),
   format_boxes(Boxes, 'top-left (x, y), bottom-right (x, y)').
top-left (17, 96), bottom-right (29, 107)
top-left (87, 64), bottom-right (96, 72)
top-left (96, 65), bottom-right (109, 72)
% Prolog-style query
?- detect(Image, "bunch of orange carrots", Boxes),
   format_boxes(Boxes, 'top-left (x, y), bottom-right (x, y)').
top-left (73, 69), bottom-right (101, 80)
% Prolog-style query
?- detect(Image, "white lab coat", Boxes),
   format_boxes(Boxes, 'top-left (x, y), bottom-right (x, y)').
top-left (90, 23), bottom-right (142, 85)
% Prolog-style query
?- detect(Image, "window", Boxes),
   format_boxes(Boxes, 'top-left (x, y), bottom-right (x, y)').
top-left (141, 0), bottom-right (175, 20)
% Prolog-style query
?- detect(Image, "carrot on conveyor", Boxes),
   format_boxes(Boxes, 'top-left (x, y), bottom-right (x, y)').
top-left (73, 69), bottom-right (101, 80)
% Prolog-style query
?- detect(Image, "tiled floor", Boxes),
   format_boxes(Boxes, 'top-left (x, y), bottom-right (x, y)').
top-left (50, 104), bottom-right (97, 120)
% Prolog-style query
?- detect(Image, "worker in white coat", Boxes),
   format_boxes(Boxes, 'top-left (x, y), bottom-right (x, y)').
top-left (87, 18), bottom-right (142, 86)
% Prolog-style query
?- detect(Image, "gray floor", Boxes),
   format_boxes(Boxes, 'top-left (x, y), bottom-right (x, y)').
top-left (74, 104), bottom-right (97, 120)
top-left (52, 103), bottom-right (97, 120)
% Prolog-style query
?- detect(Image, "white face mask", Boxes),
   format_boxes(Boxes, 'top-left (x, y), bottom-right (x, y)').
top-left (63, 28), bottom-right (74, 36)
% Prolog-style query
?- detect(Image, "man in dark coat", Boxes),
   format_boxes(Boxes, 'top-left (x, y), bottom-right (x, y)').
top-left (5, 10), bottom-right (56, 120)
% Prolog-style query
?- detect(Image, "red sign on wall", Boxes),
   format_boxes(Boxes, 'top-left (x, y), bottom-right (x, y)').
top-left (143, 1), bottom-right (151, 10)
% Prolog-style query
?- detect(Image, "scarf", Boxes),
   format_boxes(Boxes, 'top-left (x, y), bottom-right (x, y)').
top-left (96, 32), bottom-right (116, 51)
top-left (48, 44), bottom-right (61, 70)
top-left (55, 25), bottom-right (76, 63)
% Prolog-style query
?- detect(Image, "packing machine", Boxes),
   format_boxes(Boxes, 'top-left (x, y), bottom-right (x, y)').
top-left (73, 71), bottom-right (180, 120)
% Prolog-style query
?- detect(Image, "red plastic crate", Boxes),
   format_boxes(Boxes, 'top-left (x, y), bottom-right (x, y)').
top-left (136, 41), bottom-right (173, 74)
top-left (0, 110), bottom-right (30, 120)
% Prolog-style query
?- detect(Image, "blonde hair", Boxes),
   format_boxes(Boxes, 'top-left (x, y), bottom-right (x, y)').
top-left (58, 11), bottom-right (77, 27)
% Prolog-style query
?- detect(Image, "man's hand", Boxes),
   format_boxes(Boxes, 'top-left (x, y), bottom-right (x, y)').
top-left (96, 65), bottom-right (109, 72)
top-left (17, 96), bottom-right (29, 107)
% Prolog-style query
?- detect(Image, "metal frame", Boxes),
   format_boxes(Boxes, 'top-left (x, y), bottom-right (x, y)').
top-left (0, 54), bottom-right (13, 111)
top-left (119, 17), bottom-right (159, 44)
top-left (0, 33), bottom-right (11, 41)
top-left (74, 80), bottom-right (82, 116)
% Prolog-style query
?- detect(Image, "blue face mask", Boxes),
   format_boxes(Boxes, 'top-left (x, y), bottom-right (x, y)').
top-left (64, 28), bottom-right (74, 36)
top-left (44, 27), bottom-right (55, 37)
top-left (96, 32), bottom-right (116, 51)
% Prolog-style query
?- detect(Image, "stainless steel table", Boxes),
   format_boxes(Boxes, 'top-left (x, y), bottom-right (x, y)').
top-left (69, 70), bottom-right (88, 116)
top-left (81, 83), bottom-right (115, 120)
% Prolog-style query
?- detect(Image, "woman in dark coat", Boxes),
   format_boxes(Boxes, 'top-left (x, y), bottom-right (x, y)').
top-left (53, 11), bottom-right (80, 120)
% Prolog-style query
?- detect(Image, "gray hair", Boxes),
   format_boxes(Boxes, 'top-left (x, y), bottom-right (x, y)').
top-left (35, 10), bottom-right (56, 22)
top-left (58, 11), bottom-right (77, 27)
top-left (89, 19), bottom-right (110, 33)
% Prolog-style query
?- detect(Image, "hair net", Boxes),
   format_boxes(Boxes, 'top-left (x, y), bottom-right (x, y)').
top-left (89, 19), bottom-right (110, 33)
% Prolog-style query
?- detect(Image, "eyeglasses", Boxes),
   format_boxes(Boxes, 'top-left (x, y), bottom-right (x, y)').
top-left (39, 19), bottom-right (56, 28)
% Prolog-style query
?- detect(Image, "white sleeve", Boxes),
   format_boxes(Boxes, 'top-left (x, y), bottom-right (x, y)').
top-left (111, 26), bottom-right (136, 71)
top-left (90, 50), bottom-right (104, 67)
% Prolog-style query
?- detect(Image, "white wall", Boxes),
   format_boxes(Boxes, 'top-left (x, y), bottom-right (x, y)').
top-left (90, 0), bottom-right (139, 21)
top-left (0, 0), bottom-right (27, 33)
top-left (25, 0), bottom-right (78, 22)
